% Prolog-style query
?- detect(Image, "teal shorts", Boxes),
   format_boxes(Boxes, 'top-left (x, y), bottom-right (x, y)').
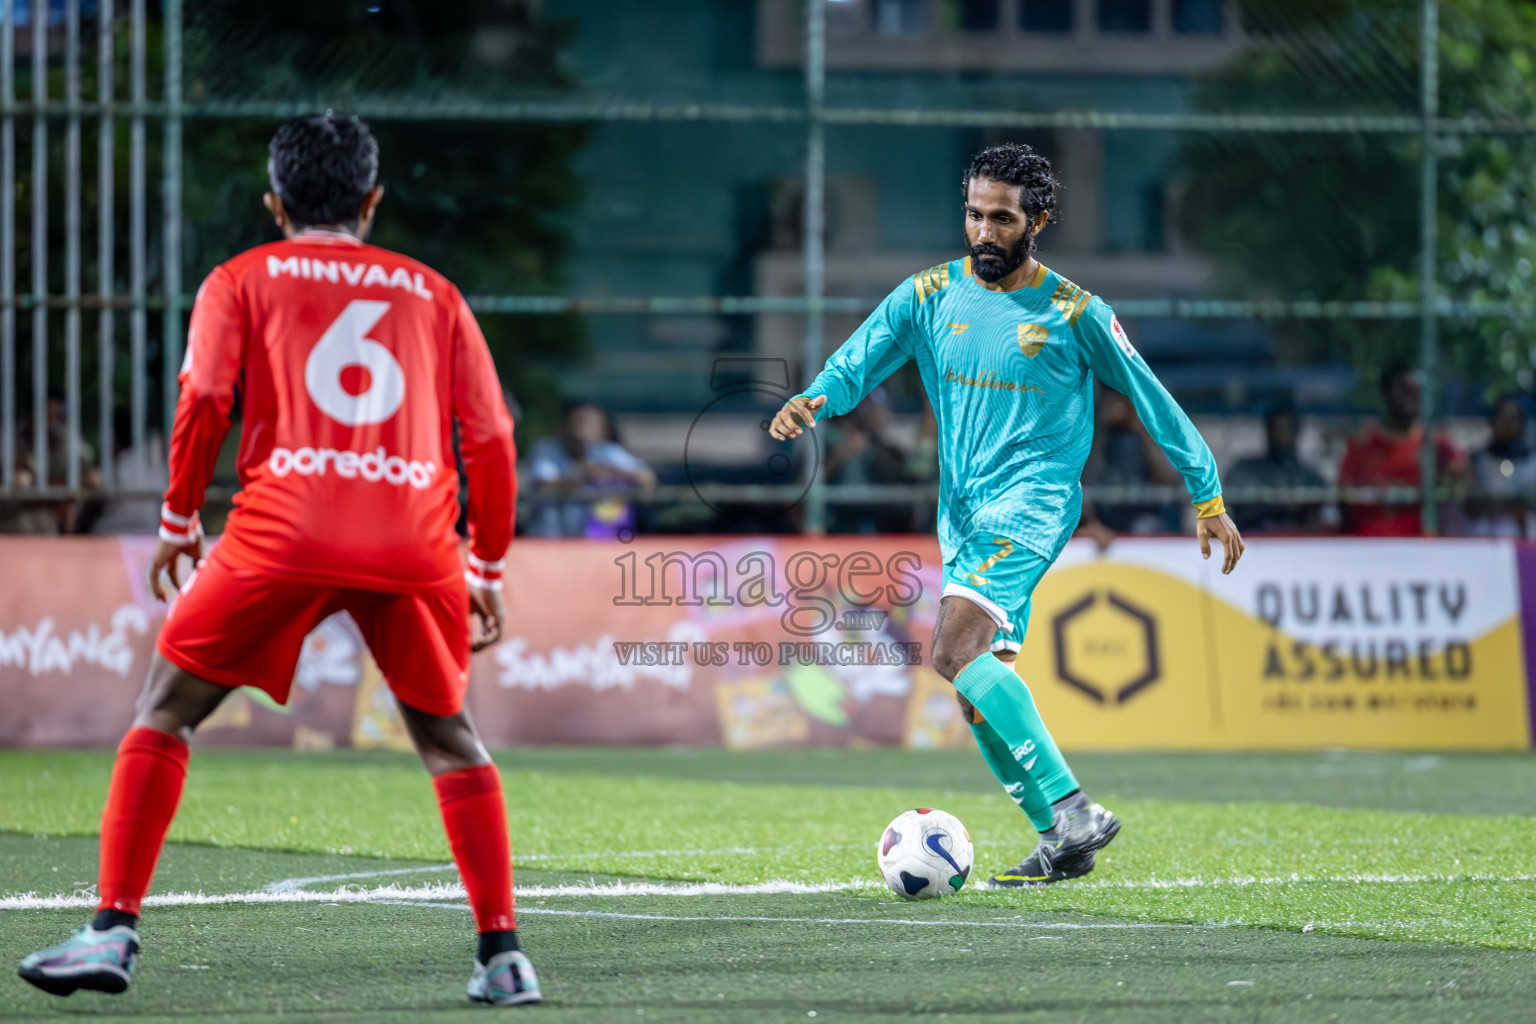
top-left (940, 534), bottom-right (1052, 654)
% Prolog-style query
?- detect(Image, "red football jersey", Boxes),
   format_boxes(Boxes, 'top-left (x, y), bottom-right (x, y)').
top-left (1337, 423), bottom-right (1463, 537)
top-left (162, 229), bottom-right (516, 592)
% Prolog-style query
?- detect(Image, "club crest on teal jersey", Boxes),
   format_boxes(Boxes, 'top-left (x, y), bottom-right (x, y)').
top-left (1017, 323), bottom-right (1048, 359)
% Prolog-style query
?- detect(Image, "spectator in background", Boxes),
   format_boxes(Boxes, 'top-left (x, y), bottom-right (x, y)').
top-left (823, 388), bottom-right (915, 533)
top-left (1466, 394), bottom-right (1536, 537)
top-left (1337, 364), bottom-right (1466, 536)
top-left (905, 403), bottom-right (940, 533)
top-left (526, 401), bottom-right (655, 538)
top-left (90, 409), bottom-right (169, 535)
top-left (1081, 387), bottom-right (1181, 534)
top-left (45, 391), bottom-right (104, 499)
top-left (905, 401), bottom-right (939, 485)
top-left (1224, 400), bottom-right (1336, 534)
top-left (0, 458), bottom-right (57, 534)
top-left (0, 395), bottom-right (103, 533)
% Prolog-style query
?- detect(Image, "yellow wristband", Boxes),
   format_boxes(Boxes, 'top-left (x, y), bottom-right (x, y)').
top-left (1193, 495), bottom-right (1226, 519)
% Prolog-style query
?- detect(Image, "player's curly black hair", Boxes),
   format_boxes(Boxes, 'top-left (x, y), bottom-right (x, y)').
top-left (962, 143), bottom-right (1060, 221)
top-left (267, 114), bottom-right (379, 230)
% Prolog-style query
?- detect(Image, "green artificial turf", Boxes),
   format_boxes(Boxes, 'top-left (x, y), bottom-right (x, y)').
top-left (4, 747), bottom-right (1536, 1021)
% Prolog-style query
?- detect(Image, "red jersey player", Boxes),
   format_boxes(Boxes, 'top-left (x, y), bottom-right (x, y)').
top-left (20, 116), bottom-right (540, 1007)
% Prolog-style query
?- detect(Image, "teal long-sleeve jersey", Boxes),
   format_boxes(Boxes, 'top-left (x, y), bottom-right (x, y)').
top-left (799, 257), bottom-right (1223, 562)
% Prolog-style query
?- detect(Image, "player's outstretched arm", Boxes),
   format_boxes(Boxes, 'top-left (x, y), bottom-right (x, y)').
top-left (769, 395), bottom-right (827, 441)
top-left (1076, 297), bottom-right (1243, 572)
top-left (777, 282), bottom-right (917, 442)
top-left (1197, 512), bottom-right (1245, 575)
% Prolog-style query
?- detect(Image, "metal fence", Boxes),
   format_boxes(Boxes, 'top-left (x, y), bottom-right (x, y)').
top-left (0, 0), bottom-right (1530, 531)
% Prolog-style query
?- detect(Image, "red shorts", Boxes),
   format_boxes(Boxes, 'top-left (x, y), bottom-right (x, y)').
top-left (157, 551), bottom-right (471, 716)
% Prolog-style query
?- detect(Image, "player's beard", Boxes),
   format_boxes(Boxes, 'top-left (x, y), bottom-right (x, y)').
top-left (968, 231), bottom-right (1032, 283)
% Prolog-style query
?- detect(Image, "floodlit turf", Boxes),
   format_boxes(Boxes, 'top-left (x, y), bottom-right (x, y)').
top-left (5, 747), bottom-right (1536, 1021)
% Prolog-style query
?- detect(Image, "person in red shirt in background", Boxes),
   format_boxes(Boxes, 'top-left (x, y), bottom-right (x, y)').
top-left (1337, 364), bottom-right (1467, 536)
top-left (19, 116), bottom-right (539, 1007)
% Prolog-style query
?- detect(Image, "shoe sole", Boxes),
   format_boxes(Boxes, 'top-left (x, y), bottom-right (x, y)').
top-left (18, 965), bottom-right (131, 997)
top-left (469, 991), bottom-right (543, 1006)
top-left (985, 875), bottom-right (1083, 888)
top-left (987, 815), bottom-right (1124, 889)
top-left (985, 855), bottom-right (1096, 888)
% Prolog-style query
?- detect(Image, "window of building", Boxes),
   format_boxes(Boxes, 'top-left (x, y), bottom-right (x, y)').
top-left (1141, 182), bottom-right (1166, 251)
top-left (1172, 0), bottom-right (1223, 34)
top-left (1018, 0), bottom-right (1072, 33)
top-left (1098, 0), bottom-right (1151, 33)
top-left (947, 0), bottom-right (1001, 31)
top-left (872, 0), bottom-right (929, 35)
top-left (827, 0), bottom-right (870, 31)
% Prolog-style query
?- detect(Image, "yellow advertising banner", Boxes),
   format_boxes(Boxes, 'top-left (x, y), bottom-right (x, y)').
top-left (1, 537), bottom-right (1527, 751)
top-left (1018, 539), bottom-right (1530, 750)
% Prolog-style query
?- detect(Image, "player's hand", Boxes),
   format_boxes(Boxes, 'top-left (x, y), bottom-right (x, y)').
top-left (469, 585), bottom-right (505, 653)
top-left (1197, 512), bottom-right (1245, 575)
top-left (147, 534), bottom-right (206, 602)
top-left (769, 395), bottom-right (827, 441)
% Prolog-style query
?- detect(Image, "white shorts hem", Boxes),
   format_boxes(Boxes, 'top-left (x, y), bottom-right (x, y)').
top-left (941, 582), bottom-right (1014, 634)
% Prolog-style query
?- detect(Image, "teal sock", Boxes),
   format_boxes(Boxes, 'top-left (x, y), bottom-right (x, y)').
top-left (953, 653), bottom-right (1079, 804)
top-left (968, 717), bottom-right (1054, 832)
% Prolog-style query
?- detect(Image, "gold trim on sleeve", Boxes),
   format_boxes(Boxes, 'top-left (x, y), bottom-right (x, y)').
top-left (915, 260), bottom-right (962, 303)
top-left (1194, 495), bottom-right (1226, 519)
top-left (1066, 291), bottom-right (1093, 326)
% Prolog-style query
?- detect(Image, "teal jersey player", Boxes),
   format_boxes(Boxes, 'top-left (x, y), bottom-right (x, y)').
top-left (772, 143), bottom-right (1245, 887)
top-left (799, 253), bottom-right (1224, 649)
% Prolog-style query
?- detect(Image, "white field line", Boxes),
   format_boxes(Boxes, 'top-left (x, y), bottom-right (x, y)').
top-left (1074, 872), bottom-right (1536, 890)
top-left (512, 910), bottom-right (1216, 929)
top-left (262, 861), bottom-right (1536, 898)
top-left (365, 899), bottom-right (1213, 929)
top-left (264, 864), bottom-right (455, 892)
top-left (0, 879), bottom-right (881, 912)
top-left (263, 844), bottom-right (872, 892)
top-left (8, 869), bottom-right (1536, 914)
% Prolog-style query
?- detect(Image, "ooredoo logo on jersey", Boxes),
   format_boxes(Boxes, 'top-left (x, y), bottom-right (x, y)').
top-left (267, 445), bottom-right (438, 490)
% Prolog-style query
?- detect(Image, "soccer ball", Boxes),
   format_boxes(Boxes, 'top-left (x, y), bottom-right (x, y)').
top-left (876, 808), bottom-right (973, 900)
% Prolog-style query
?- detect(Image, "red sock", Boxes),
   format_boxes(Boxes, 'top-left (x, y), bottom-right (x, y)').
top-left (433, 764), bottom-right (515, 933)
top-left (97, 727), bottom-right (190, 914)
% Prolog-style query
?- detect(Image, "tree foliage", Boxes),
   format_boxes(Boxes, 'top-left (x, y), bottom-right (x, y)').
top-left (182, 0), bottom-right (587, 439)
top-left (1177, 0), bottom-right (1536, 400)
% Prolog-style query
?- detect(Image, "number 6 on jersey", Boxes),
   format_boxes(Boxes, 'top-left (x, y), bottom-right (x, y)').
top-left (304, 299), bottom-right (406, 426)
